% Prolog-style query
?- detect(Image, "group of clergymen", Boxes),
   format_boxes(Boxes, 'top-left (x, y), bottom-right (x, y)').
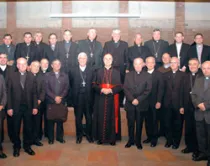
top-left (0, 28), bottom-right (210, 166)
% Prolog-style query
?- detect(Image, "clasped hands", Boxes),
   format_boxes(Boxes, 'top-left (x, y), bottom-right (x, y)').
top-left (198, 103), bottom-right (206, 111)
top-left (101, 88), bottom-right (113, 95)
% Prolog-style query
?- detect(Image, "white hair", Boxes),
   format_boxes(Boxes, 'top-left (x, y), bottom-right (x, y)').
top-left (112, 29), bottom-right (121, 34)
top-left (78, 52), bottom-right (88, 60)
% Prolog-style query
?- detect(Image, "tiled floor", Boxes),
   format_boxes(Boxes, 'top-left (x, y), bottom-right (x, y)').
top-left (0, 136), bottom-right (206, 166)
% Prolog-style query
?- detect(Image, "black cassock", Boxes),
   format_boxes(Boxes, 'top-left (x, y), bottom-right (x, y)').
top-left (92, 67), bottom-right (122, 143)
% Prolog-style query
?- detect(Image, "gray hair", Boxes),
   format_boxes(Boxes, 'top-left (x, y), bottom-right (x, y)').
top-left (78, 52), bottom-right (88, 60)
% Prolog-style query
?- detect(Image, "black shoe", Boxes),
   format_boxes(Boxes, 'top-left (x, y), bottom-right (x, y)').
top-left (110, 142), bottom-right (116, 146)
top-left (97, 140), bottom-right (102, 145)
top-left (125, 141), bottom-right (134, 148)
top-left (150, 142), bottom-right (157, 147)
top-left (24, 148), bottom-right (35, 156)
top-left (172, 144), bottom-right (179, 149)
top-left (13, 149), bottom-right (20, 157)
top-left (0, 151), bottom-right (7, 159)
top-left (181, 147), bottom-right (193, 154)
top-left (33, 141), bottom-right (43, 146)
top-left (192, 151), bottom-right (199, 158)
top-left (48, 140), bottom-right (54, 145)
top-left (165, 141), bottom-right (172, 148)
top-left (56, 139), bottom-right (66, 144)
top-left (86, 135), bottom-right (93, 143)
top-left (136, 144), bottom-right (143, 150)
top-left (193, 153), bottom-right (208, 161)
top-left (143, 138), bottom-right (151, 144)
top-left (76, 137), bottom-right (82, 144)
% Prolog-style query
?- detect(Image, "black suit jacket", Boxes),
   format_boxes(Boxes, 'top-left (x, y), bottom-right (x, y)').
top-left (163, 70), bottom-right (186, 110)
top-left (168, 43), bottom-right (190, 68)
top-left (78, 39), bottom-right (103, 71)
top-left (0, 44), bottom-right (16, 61)
top-left (128, 45), bottom-right (151, 71)
top-left (191, 75), bottom-right (210, 124)
top-left (56, 41), bottom-right (79, 73)
top-left (33, 41), bottom-right (49, 61)
top-left (34, 73), bottom-right (45, 102)
top-left (187, 44), bottom-right (210, 63)
top-left (124, 71), bottom-right (152, 112)
top-left (46, 43), bottom-right (58, 64)
top-left (103, 40), bottom-right (128, 72)
top-left (45, 71), bottom-right (69, 104)
top-left (0, 65), bottom-right (14, 84)
top-left (14, 42), bottom-right (37, 65)
top-left (148, 70), bottom-right (164, 107)
top-left (144, 39), bottom-right (169, 63)
top-left (69, 66), bottom-right (94, 107)
top-left (7, 71), bottom-right (38, 113)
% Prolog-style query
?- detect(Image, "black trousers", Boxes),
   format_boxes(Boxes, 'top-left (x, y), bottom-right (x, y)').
top-left (145, 105), bottom-right (158, 143)
top-left (157, 106), bottom-right (166, 136)
top-left (126, 108), bottom-right (147, 146)
top-left (32, 110), bottom-right (41, 142)
top-left (0, 111), bottom-right (4, 151)
top-left (12, 104), bottom-right (32, 150)
top-left (48, 120), bottom-right (64, 141)
top-left (74, 93), bottom-right (92, 138)
top-left (39, 101), bottom-right (48, 139)
top-left (7, 114), bottom-right (14, 142)
top-left (165, 106), bottom-right (183, 146)
top-left (184, 107), bottom-right (198, 151)
top-left (196, 120), bottom-right (210, 158)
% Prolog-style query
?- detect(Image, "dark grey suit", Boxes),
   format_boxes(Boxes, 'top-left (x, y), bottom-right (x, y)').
top-left (0, 75), bottom-right (7, 151)
top-left (77, 39), bottom-right (103, 71)
top-left (191, 75), bottom-right (210, 158)
top-left (0, 44), bottom-right (16, 62)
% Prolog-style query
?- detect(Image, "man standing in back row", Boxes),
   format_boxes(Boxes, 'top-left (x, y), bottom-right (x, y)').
top-left (144, 29), bottom-right (169, 69)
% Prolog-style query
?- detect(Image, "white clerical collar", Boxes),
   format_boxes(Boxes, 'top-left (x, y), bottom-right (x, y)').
top-left (55, 72), bottom-right (59, 75)
top-left (33, 73), bottom-right (36, 76)
top-left (192, 73), bottom-right (196, 76)
top-left (172, 70), bottom-right (177, 74)
top-left (20, 71), bottom-right (26, 75)
top-left (36, 42), bottom-right (40, 45)
top-left (176, 42), bottom-right (182, 46)
top-left (42, 70), bottom-right (46, 73)
top-left (6, 45), bottom-right (10, 48)
top-left (164, 64), bottom-right (170, 69)
top-left (80, 65), bottom-right (86, 72)
top-left (51, 45), bottom-right (55, 47)
top-left (0, 65), bottom-right (6, 71)
top-left (148, 69), bottom-right (154, 74)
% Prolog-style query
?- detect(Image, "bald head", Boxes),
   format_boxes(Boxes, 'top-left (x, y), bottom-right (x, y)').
top-left (202, 61), bottom-right (210, 77)
top-left (133, 58), bottom-right (144, 73)
top-left (17, 58), bottom-right (27, 73)
top-left (170, 57), bottom-right (180, 71)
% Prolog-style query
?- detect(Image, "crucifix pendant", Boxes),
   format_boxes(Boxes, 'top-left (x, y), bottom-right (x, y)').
top-left (155, 53), bottom-right (158, 57)
top-left (26, 55), bottom-right (30, 62)
top-left (82, 81), bottom-right (86, 87)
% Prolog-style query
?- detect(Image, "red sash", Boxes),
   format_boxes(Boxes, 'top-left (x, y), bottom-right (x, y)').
top-left (100, 84), bottom-right (119, 133)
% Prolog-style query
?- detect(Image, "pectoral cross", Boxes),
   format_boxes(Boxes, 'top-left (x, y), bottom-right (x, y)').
top-left (26, 55), bottom-right (30, 62)
top-left (82, 81), bottom-right (86, 87)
